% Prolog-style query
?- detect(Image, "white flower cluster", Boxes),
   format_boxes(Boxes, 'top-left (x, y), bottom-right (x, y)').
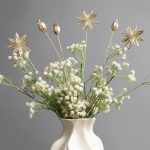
top-left (53, 72), bottom-right (86, 118)
top-left (22, 56), bottom-right (91, 118)
top-left (22, 56), bottom-right (89, 118)
top-left (106, 45), bottom-right (136, 84)
top-left (22, 74), bottom-right (34, 91)
top-left (67, 41), bottom-right (87, 63)
top-left (67, 41), bottom-right (86, 52)
top-left (114, 88), bottom-right (131, 110)
top-left (8, 51), bottom-right (30, 69)
top-left (70, 73), bottom-right (84, 91)
top-left (111, 44), bottom-right (127, 55)
top-left (90, 66), bottom-right (114, 114)
top-left (61, 99), bottom-right (89, 118)
top-left (32, 77), bottom-right (48, 91)
top-left (22, 75), bottom-right (55, 97)
top-left (92, 87), bottom-right (102, 97)
top-left (43, 57), bottom-right (78, 81)
top-left (26, 101), bottom-right (36, 118)
top-left (91, 85), bottom-right (114, 114)
top-left (128, 70), bottom-right (136, 83)
top-left (111, 45), bottom-right (129, 67)
top-left (112, 61), bottom-right (122, 71)
top-left (92, 65), bottom-right (103, 78)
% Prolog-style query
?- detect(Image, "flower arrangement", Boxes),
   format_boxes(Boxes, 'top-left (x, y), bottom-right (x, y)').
top-left (0, 10), bottom-right (149, 119)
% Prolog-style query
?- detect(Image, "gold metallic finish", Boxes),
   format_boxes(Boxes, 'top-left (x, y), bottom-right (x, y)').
top-left (77, 9), bottom-right (98, 30)
top-left (122, 26), bottom-right (143, 48)
top-left (53, 22), bottom-right (61, 35)
top-left (111, 19), bottom-right (119, 32)
top-left (37, 19), bottom-right (47, 32)
top-left (8, 33), bottom-right (30, 53)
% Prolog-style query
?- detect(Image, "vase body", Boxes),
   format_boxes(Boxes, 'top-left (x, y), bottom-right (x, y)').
top-left (51, 118), bottom-right (104, 150)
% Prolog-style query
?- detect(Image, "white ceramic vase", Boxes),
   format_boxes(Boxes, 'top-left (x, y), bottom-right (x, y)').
top-left (51, 118), bottom-right (104, 150)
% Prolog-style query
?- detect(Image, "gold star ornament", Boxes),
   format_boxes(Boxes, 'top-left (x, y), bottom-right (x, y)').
top-left (122, 26), bottom-right (143, 49)
top-left (77, 9), bottom-right (98, 30)
top-left (8, 33), bottom-right (30, 54)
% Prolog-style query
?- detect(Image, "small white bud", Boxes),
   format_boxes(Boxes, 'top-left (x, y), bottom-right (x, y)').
top-left (29, 72), bottom-right (33, 75)
top-left (8, 56), bottom-right (12, 60)
top-left (123, 88), bottom-right (127, 92)
top-left (38, 77), bottom-right (42, 81)
top-left (35, 71), bottom-right (39, 74)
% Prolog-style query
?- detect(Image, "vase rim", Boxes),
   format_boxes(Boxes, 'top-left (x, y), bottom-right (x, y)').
top-left (59, 117), bottom-right (96, 121)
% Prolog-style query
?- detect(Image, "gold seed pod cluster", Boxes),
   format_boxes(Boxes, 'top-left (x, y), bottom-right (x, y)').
top-left (111, 19), bottom-right (119, 32)
top-left (37, 19), bottom-right (47, 32)
top-left (53, 22), bottom-right (61, 35)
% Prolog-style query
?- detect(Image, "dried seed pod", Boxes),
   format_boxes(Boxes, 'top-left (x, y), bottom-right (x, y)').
top-left (37, 19), bottom-right (47, 32)
top-left (111, 19), bottom-right (119, 32)
top-left (53, 22), bottom-right (61, 35)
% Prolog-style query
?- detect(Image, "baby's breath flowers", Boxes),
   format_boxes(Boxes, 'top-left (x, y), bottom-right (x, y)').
top-left (128, 70), bottom-right (136, 83)
top-left (26, 101), bottom-right (36, 118)
top-left (77, 9), bottom-right (98, 30)
top-left (0, 10), bottom-right (149, 119)
top-left (122, 26), bottom-right (144, 48)
top-left (67, 41), bottom-right (87, 62)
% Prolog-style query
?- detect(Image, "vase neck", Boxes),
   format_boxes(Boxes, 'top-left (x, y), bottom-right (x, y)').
top-left (60, 118), bottom-right (96, 133)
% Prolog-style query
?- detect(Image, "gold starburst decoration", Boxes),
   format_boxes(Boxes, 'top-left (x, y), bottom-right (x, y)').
top-left (77, 9), bottom-right (98, 30)
top-left (122, 26), bottom-right (143, 49)
top-left (8, 33), bottom-right (30, 54)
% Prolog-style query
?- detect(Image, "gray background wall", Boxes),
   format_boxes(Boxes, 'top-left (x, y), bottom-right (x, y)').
top-left (0, 0), bottom-right (150, 150)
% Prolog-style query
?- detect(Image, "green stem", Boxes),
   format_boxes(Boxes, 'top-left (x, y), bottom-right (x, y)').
top-left (87, 96), bottom-right (99, 116)
top-left (82, 31), bottom-right (88, 99)
top-left (2, 82), bottom-right (34, 99)
top-left (106, 75), bottom-right (115, 86)
top-left (116, 81), bottom-right (149, 101)
top-left (106, 51), bottom-right (119, 61)
top-left (80, 31), bottom-right (88, 81)
top-left (85, 76), bottom-right (93, 84)
top-left (84, 83), bottom-right (86, 99)
top-left (122, 82), bottom-right (145, 97)
top-left (115, 74), bottom-right (128, 78)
